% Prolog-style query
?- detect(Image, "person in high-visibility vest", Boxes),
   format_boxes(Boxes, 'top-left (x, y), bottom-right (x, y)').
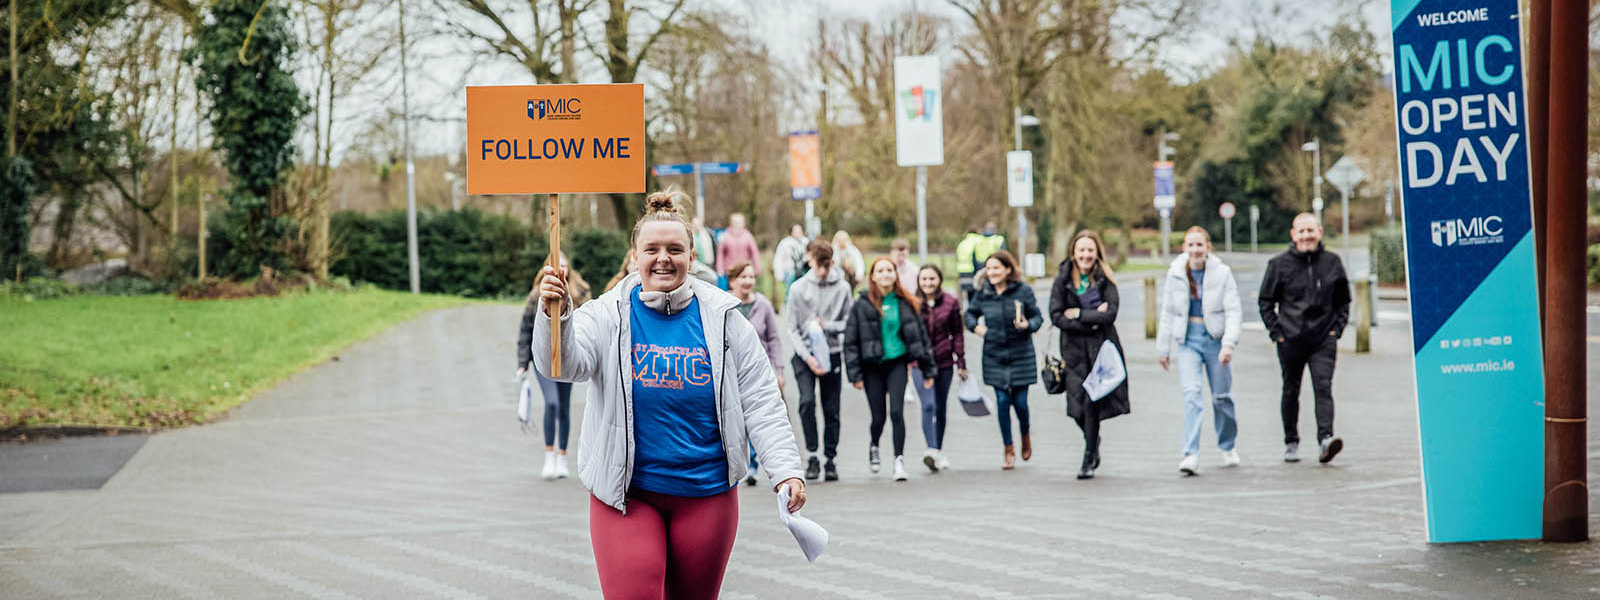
top-left (957, 222), bottom-right (1007, 302)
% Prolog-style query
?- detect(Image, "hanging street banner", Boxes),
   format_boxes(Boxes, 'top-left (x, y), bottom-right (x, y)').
top-left (1153, 161), bottom-right (1176, 209)
top-left (789, 130), bottom-right (822, 201)
top-left (1389, 0), bottom-right (1545, 543)
top-left (1006, 151), bottom-right (1033, 207)
top-left (893, 55), bottom-right (944, 167)
top-left (466, 83), bottom-right (645, 195)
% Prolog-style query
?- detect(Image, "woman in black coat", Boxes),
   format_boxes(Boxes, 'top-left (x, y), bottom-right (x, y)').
top-left (964, 250), bottom-right (1043, 470)
top-left (1049, 231), bottom-right (1130, 480)
top-left (844, 257), bottom-right (936, 481)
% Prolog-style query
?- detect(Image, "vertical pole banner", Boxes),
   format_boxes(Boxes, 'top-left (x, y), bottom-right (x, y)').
top-left (789, 131), bottom-right (822, 201)
top-left (893, 56), bottom-right (944, 167)
top-left (1389, 1), bottom-right (1545, 542)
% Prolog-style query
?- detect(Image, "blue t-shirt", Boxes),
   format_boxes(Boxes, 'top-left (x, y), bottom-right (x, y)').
top-left (1188, 267), bottom-right (1205, 317)
top-left (628, 288), bottom-right (729, 497)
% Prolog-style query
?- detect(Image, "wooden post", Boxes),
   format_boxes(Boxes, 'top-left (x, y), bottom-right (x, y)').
top-left (547, 193), bottom-right (563, 378)
top-left (1542, 0), bottom-right (1589, 543)
top-left (1354, 277), bottom-right (1370, 354)
top-left (1143, 277), bottom-right (1157, 339)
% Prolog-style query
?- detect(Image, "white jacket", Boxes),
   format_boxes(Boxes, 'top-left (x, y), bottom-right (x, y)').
top-left (532, 273), bottom-right (803, 512)
top-left (1155, 254), bottom-right (1243, 356)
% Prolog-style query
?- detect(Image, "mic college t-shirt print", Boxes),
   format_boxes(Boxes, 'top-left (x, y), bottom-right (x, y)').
top-left (628, 289), bottom-right (729, 497)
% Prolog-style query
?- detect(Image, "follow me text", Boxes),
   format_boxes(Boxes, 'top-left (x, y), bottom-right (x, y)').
top-left (478, 137), bottom-right (633, 162)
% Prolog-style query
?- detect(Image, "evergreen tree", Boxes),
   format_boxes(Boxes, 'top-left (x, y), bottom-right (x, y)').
top-left (189, 0), bottom-right (306, 277)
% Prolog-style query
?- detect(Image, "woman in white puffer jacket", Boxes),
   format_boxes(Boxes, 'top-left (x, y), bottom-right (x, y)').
top-left (1155, 227), bottom-right (1243, 476)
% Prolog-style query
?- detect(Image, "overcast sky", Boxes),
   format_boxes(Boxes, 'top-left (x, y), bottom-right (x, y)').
top-left (385, 0), bottom-right (1391, 158)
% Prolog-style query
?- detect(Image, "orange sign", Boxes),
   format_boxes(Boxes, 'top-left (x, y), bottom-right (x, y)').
top-left (466, 84), bottom-right (645, 195)
top-left (788, 131), bottom-right (821, 200)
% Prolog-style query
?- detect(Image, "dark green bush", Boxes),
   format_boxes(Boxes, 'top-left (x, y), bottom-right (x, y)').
top-left (567, 229), bottom-right (630, 284)
top-left (329, 208), bottom-right (548, 299)
top-left (1371, 228), bottom-right (1407, 285)
top-left (1587, 244), bottom-right (1600, 288)
top-left (1, 278), bottom-right (79, 299)
top-left (87, 274), bottom-right (169, 296)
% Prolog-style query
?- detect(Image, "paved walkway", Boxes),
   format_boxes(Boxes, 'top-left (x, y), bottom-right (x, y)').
top-left (2, 275), bottom-right (1598, 599)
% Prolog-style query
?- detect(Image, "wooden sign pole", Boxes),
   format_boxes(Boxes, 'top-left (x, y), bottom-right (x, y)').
top-left (547, 193), bottom-right (562, 378)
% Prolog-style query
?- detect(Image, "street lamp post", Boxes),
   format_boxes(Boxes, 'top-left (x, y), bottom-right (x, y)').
top-left (1013, 107), bottom-right (1041, 264)
top-left (1157, 131), bottom-right (1179, 258)
top-left (1302, 138), bottom-right (1323, 223)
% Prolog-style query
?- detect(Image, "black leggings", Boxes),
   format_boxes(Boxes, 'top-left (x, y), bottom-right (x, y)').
top-left (863, 359), bottom-right (910, 457)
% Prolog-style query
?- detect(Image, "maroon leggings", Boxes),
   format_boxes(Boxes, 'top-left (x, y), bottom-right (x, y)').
top-left (589, 487), bottom-right (739, 600)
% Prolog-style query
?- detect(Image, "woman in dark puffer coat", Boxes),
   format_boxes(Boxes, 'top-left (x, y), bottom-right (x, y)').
top-left (964, 250), bottom-right (1043, 470)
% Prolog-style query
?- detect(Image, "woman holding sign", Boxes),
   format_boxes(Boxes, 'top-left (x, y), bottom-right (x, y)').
top-left (1049, 231), bottom-right (1130, 480)
top-left (530, 190), bottom-right (805, 600)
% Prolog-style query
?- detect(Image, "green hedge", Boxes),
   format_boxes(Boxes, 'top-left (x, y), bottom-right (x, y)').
top-left (1371, 228), bottom-right (1406, 285)
top-left (1587, 244), bottom-right (1600, 288)
top-left (330, 209), bottom-right (546, 299)
top-left (328, 209), bottom-right (631, 299)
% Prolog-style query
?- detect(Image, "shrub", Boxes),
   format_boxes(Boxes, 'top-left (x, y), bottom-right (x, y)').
top-left (87, 274), bottom-right (169, 296)
top-left (1371, 228), bottom-right (1407, 285)
top-left (567, 229), bottom-right (630, 285)
top-left (1588, 244), bottom-right (1600, 288)
top-left (0, 278), bottom-right (80, 299)
top-left (329, 208), bottom-right (548, 299)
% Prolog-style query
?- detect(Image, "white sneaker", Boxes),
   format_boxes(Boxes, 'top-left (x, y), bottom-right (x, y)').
top-left (1178, 454), bottom-right (1199, 476)
top-left (922, 448), bottom-right (939, 473)
top-left (1220, 449), bottom-right (1241, 468)
top-left (934, 451), bottom-right (951, 471)
top-left (554, 454), bottom-right (570, 478)
top-left (869, 445), bottom-right (881, 473)
top-left (892, 456), bottom-right (909, 481)
top-left (541, 452), bottom-right (557, 480)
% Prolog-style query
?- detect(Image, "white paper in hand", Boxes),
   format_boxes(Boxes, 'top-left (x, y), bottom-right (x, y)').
top-left (776, 486), bottom-right (828, 563)
top-left (805, 321), bottom-right (832, 373)
top-left (517, 376), bottom-right (535, 425)
top-left (1082, 339), bottom-right (1126, 402)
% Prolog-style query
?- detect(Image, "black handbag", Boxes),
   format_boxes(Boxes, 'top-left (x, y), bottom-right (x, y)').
top-left (1041, 352), bottom-right (1067, 395)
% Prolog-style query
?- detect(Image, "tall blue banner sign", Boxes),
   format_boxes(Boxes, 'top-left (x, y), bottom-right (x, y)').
top-left (1390, 0), bottom-right (1545, 542)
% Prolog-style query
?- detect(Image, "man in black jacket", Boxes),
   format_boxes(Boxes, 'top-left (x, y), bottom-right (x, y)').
top-left (1259, 213), bottom-right (1350, 464)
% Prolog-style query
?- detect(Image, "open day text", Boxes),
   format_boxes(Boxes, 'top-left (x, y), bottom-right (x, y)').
top-left (1396, 32), bottom-right (1522, 189)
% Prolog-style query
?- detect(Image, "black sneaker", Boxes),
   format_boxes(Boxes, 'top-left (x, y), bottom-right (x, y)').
top-left (804, 456), bottom-right (821, 481)
top-left (1318, 437), bottom-right (1344, 464)
top-left (823, 460), bottom-right (839, 481)
top-left (744, 474), bottom-right (758, 486)
top-left (868, 445), bottom-right (881, 473)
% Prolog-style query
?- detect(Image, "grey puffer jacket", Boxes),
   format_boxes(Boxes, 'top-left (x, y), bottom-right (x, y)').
top-left (531, 273), bottom-right (804, 512)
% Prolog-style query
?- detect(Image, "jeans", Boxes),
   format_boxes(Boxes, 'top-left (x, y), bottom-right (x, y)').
top-left (863, 360), bottom-right (910, 456)
top-left (911, 365), bottom-right (956, 450)
top-left (537, 373), bottom-right (572, 450)
top-left (1178, 321), bottom-right (1235, 456)
top-left (1277, 335), bottom-right (1338, 445)
top-left (792, 353), bottom-right (843, 459)
top-left (994, 386), bottom-right (1031, 447)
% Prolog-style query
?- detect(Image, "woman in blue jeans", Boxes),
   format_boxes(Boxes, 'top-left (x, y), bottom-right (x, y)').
top-left (965, 250), bottom-right (1042, 470)
top-left (518, 253), bottom-right (592, 480)
top-left (1155, 227), bottom-right (1243, 476)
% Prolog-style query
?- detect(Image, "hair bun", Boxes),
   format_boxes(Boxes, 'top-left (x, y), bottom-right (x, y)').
top-left (643, 189), bottom-right (691, 217)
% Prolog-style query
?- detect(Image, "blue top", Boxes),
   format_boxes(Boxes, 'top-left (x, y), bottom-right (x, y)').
top-left (628, 288), bottom-right (729, 497)
top-left (1188, 267), bottom-right (1205, 317)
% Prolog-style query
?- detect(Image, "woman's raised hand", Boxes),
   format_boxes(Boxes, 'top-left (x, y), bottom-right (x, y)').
top-left (539, 266), bottom-right (569, 308)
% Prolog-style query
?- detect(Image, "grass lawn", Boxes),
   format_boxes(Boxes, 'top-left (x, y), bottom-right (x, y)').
top-left (1, 289), bottom-right (471, 430)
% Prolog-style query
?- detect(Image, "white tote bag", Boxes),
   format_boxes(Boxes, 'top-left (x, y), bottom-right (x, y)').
top-left (1082, 339), bottom-right (1126, 402)
top-left (517, 375), bottom-right (535, 430)
top-left (806, 320), bottom-right (832, 373)
top-left (956, 375), bottom-right (992, 417)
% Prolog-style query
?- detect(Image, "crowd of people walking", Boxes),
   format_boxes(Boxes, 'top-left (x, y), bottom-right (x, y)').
top-left (518, 199), bottom-right (1354, 488)
top-left (513, 192), bottom-right (1355, 598)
